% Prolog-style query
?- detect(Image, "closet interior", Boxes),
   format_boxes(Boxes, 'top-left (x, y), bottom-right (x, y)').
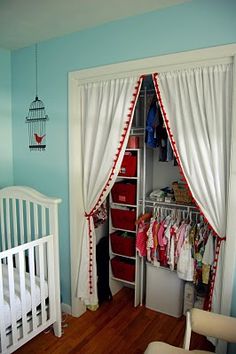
top-left (98, 75), bottom-right (214, 318)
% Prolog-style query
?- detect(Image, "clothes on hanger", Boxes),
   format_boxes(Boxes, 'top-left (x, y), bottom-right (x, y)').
top-left (145, 98), bottom-right (174, 163)
top-left (136, 220), bottom-right (149, 257)
top-left (202, 231), bottom-right (214, 284)
top-left (145, 100), bottom-right (160, 149)
top-left (93, 200), bottom-right (108, 228)
top-left (136, 213), bottom-right (152, 257)
top-left (136, 207), bottom-right (214, 288)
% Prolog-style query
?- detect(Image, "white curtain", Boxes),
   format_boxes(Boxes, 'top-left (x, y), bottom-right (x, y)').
top-left (153, 64), bottom-right (233, 313)
top-left (76, 75), bottom-right (142, 305)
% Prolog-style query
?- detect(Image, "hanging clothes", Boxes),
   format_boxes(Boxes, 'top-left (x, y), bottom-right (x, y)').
top-left (141, 206), bottom-right (213, 297)
top-left (145, 99), bottom-right (174, 162)
top-left (177, 229), bottom-right (194, 281)
top-left (136, 213), bottom-right (152, 257)
top-left (136, 220), bottom-right (149, 257)
top-left (202, 232), bottom-right (215, 285)
top-left (93, 200), bottom-right (108, 228)
top-left (145, 100), bottom-right (159, 148)
top-left (146, 217), bottom-right (156, 263)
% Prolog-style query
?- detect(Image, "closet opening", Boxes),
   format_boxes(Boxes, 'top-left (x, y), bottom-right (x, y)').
top-left (69, 46), bottom-right (236, 354)
top-left (106, 74), bottom-right (213, 320)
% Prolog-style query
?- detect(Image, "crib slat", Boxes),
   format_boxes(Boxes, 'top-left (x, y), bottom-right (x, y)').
top-left (0, 261), bottom-right (7, 352)
top-left (47, 237), bottom-right (56, 321)
top-left (41, 206), bottom-right (46, 236)
top-left (19, 200), bottom-right (25, 245)
top-left (29, 246), bottom-right (37, 330)
top-left (41, 206), bottom-right (47, 279)
top-left (19, 249), bottom-right (27, 337)
top-left (0, 199), bottom-right (6, 252)
top-left (13, 198), bottom-right (18, 247)
top-left (8, 254), bottom-right (18, 345)
top-left (6, 198), bottom-right (12, 250)
top-left (34, 203), bottom-right (39, 239)
top-left (26, 201), bottom-right (31, 243)
top-left (34, 204), bottom-right (40, 275)
top-left (39, 243), bottom-right (46, 324)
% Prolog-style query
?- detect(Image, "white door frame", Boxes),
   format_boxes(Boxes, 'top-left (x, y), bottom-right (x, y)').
top-left (68, 44), bottom-right (236, 328)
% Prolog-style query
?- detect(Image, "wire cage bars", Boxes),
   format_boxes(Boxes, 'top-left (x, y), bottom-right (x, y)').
top-left (25, 44), bottom-right (49, 151)
top-left (26, 96), bottom-right (49, 151)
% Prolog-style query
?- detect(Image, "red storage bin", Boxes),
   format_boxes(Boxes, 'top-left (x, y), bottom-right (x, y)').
top-left (111, 256), bottom-right (135, 282)
top-left (111, 182), bottom-right (136, 205)
top-left (118, 152), bottom-right (137, 177)
top-left (111, 208), bottom-right (136, 231)
top-left (127, 136), bottom-right (139, 149)
top-left (110, 232), bottom-right (136, 257)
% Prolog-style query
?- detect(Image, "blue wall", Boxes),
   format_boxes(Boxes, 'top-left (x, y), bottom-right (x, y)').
top-left (0, 48), bottom-right (13, 186)
top-left (11, 0), bottom-right (236, 311)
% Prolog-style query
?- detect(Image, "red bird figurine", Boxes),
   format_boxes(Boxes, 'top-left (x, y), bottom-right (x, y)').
top-left (34, 133), bottom-right (46, 144)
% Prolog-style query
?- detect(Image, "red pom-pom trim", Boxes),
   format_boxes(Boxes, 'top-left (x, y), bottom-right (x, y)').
top-left (84, 75), bottom-right (144, 298)
top-left (152, 72), bottom-right (226, 311)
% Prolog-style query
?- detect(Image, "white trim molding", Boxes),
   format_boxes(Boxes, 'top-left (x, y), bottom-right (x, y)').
top-left (70, 44), bottom-right (236, 84)
top-left (68, 44), bottom-right (236, 333)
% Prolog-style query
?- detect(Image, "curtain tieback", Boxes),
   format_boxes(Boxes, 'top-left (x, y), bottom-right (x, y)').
top-left (85, 212), bottom-right (92, 219)
top-left (218, 236), bottom-right (226, 242)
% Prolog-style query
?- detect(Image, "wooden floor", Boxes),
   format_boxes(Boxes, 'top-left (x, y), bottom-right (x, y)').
top-left (16, 288), bottom-right (215, 354)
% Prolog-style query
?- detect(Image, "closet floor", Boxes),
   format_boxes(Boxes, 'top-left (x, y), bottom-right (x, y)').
top-left (16, 287), bottom-right (215, 354)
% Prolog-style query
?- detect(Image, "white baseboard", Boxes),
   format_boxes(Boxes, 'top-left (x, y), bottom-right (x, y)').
top-left (61, 303), bottom-right (72, 315)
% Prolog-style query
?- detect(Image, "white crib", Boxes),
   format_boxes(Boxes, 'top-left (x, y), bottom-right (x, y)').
top-left (0, 186), bottom-right (62, 353)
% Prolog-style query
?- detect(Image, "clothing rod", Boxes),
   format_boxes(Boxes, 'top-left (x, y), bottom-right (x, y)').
top-left (139, 198), bottom-right (198, 212)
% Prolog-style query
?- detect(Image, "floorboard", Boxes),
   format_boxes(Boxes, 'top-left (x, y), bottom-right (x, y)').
top-left (16, 287), bottom-right (215, 353)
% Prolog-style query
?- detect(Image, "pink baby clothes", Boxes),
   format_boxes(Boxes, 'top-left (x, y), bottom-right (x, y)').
top-left (136, 220), bottom-right (148, 257)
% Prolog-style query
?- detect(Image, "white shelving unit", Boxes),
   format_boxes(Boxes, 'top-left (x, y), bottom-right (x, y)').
top-left (109, 147), bottom-right (142, 307)
top-left (108, 79), bottom-right (185, 308)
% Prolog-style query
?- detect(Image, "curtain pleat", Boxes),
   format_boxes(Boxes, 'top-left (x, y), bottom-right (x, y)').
top-left (153, 64), bottom-right (233, 313)
top-left (76, 76), bottom-right (142, 305)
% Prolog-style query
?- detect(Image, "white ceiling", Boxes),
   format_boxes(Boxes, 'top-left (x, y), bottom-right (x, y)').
top-left (0, 0), bottom-right (189, 50)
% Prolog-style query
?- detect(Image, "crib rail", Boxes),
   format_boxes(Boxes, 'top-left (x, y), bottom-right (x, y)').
top-left (0, 194), bottom-right (51, 252)
top-left (0, 186), bottom-right (62, 353)
top-left (0, 235), bottom-right (56, 353)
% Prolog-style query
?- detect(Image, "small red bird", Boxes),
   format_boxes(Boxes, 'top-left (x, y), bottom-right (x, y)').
top-left (34, 133), bottom-right (46, 144)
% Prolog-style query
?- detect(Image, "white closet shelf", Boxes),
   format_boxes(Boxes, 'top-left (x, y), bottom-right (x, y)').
top-left (116, 176), bottom-right (138, 180)
top-left (111, 252), bottom-right (136, 260)
top-left (110, 202), bottom-right (137, 208)
top-left (111, 276), bottom-right (135, 286)
top-left (125, 148), bottom-right (141, 151)
top-left (130, 127), bottom-right (145, 136)
top-left (111, 227), bottom-right (136, 233)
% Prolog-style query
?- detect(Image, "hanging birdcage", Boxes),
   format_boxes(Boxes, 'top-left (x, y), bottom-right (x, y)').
top-left (26, 96), bottom-right (49, 150)
top-left (25, 44), bottom-right (49, 151)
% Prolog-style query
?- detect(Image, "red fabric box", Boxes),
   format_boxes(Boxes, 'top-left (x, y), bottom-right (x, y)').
top-left (111, 182), bottom-right (136, 205)
top-left (118, 152), bottom-right (137, 177)
top-left (110, 232), bottom-right (136, 257)
top-left (111, 208), bottom-right (136, 231)
top-left (111, 256), bottom-right (135, 282)
top-left (127, 136), bottom-right (139, 148)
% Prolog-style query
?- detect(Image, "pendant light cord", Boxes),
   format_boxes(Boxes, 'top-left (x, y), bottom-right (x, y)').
top-left (35, 43), bottom-right (38, 100)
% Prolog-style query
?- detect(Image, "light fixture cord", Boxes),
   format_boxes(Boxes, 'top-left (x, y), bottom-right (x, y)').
top-left (35, 43), bottom-right (38, 99)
